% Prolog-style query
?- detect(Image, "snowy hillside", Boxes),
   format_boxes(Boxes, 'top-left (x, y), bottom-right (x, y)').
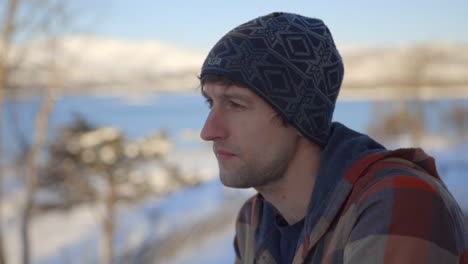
top-left (8, 37), bottom-right (468, 99)
top-left (10, 36), bottom-right (206, 97)
top-left (342, 42), bottom-right (468, 86)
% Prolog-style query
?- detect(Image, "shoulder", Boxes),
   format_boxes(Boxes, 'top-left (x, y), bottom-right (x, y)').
top-left (351, 157), bottom-right (449, 205)
top-left (345, 158), bottom-right (468, 260)
top-left (350, 157), bottom-right (462, 221)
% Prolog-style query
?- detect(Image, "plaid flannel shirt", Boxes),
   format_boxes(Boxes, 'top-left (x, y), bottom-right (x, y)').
top-left (234, 148), bottom-right (468, 264)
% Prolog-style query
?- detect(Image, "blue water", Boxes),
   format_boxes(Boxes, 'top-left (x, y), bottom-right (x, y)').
top-left (3, 94), bottom-right (207, 157)
top-left (2, 94), bottom-right (467, 161)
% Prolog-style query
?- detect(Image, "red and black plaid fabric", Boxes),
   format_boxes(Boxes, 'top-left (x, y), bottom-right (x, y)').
top-left (234, 148), bottom-right (468, 264)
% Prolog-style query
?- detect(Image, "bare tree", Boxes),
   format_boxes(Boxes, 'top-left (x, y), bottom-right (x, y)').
top-left (0, 1), bottom-right (23, 263)
top-left (0, 1), bottom-right (86, 263)
top-left (22, 37), bottom-right (62, 264)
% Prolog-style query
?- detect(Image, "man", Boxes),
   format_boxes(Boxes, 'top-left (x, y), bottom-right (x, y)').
top-left (199, 12), bottom-right (468, 264)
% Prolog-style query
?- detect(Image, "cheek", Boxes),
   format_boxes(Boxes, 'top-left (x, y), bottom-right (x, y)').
top-left (236, 120), bottom-right (290, 152)
top-left (228, 119), bottom-right (271, 155)
top-left (237, 118), bottom-right (273, 139)
top-left (228, 112), bottom-right (294, 151)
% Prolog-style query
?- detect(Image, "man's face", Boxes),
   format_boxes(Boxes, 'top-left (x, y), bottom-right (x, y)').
top-left (200, 82), bottom-right (299, 189)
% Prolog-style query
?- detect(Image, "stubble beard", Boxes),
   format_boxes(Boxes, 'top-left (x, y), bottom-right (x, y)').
top-left (219, 147), bottom-right (294, 189)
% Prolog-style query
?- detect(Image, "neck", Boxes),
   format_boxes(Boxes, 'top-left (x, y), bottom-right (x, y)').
top-left (256, 137), bottom-right (322, 225)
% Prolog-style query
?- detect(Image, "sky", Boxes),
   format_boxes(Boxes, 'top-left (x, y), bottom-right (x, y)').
top-left (78, 0), bottom-right (468, 51)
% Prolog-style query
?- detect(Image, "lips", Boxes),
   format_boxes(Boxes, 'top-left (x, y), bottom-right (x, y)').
top-left (214, 147), bottom-right (236, 160)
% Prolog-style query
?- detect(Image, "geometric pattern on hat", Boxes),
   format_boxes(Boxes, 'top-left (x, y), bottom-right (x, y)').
top-left (201, 12), bottom-right (344, 147)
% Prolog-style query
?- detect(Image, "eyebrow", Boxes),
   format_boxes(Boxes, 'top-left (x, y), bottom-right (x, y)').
top-left (224, 91), bottom-right (253, 104)
top-left (202, 88), bottom-right (253, 104)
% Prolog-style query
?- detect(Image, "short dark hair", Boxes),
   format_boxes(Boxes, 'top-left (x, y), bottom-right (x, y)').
top-left (199, 73), bottom-right (289, 127)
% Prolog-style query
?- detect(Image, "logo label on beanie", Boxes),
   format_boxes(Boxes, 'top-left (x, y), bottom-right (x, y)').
top-left (207, 57), bottom-right (222, 66)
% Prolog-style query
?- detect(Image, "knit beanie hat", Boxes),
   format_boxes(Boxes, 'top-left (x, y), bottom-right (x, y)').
top-left (201, 12), bottom-right (344, 147)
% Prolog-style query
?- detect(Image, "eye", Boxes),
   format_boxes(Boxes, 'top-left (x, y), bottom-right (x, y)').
top-left (227, 100), bottom-right (245, 110)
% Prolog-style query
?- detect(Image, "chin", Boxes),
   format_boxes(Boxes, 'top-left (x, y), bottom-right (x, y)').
top-left (219, 173), bottom-right (251, 189)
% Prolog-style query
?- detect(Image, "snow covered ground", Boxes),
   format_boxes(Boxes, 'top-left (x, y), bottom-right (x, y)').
top-left (1, 148), bottom-right (252, 264)
top-left (1, 144), bottom-right (467, 264)
top-left (1, 177), bottom-right (250, 264)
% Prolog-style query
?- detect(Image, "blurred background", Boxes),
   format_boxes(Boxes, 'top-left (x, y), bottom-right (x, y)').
top-left (0, 0), bottom-right (467, 263)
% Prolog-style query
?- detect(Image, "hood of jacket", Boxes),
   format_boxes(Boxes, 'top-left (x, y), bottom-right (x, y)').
top-left (256, 121), bottom-right (442, 261)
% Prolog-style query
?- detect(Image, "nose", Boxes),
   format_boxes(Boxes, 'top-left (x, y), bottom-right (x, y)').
top-left (200, 109), bottom-right (228, 141)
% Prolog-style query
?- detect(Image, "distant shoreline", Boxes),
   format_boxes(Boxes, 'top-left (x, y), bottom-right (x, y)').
top-left (5, 85), bottom-right (468, 102)
top-left (339, 85), bottom-right (468, 101)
